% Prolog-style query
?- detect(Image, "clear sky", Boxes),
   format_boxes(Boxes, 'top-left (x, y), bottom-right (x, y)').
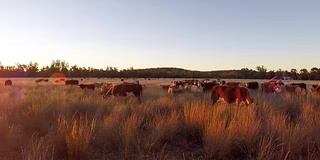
top-left (0, 0), bottom-right (319, 71)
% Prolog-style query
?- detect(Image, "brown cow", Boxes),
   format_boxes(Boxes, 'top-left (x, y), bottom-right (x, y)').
top-left (211, 85), bottom-right (253, 106)
top-left (104, 83), bottom-right (143, 102)
top-left (5, 80), bottom-right (12, 86)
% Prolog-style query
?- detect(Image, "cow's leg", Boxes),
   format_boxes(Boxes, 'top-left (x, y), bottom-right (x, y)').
top-left (236, 98), bottom-right (242, 106)
top-left (211, 92), bottom-right (219, 105)
top-left (134, 91), bottom-right (142, 102)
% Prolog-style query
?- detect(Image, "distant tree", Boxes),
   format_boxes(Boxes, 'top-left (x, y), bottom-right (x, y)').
top-left (256, 65), bottom-right (267, 79)
top-left (290, 69), bottom-right (298, 80)
top-left (267, 70), bottom-right (276, 79)
top-left (26, 61), bottom-right (39, 77)
top-left (310, 67), bottom-right (319, 80)
top-left (299, 68), bottom-right (309, 80)
top-left (240, 68), bottom-right (249, 79)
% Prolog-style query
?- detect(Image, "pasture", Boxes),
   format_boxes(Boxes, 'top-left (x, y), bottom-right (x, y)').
top-left (1, 78), bottom-right (320, 160)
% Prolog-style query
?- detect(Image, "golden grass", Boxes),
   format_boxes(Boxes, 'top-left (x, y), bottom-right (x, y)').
top-left (1, 83), bottom-right (320, 159)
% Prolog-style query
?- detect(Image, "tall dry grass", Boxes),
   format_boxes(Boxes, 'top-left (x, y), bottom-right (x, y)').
top-left (0, 83), bottom-right (320, 159)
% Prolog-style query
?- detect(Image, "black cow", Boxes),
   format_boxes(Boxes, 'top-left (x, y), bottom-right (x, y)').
top-left (290, 83), bottom-right (307, 91)
top-left (35, 79), bottom-right (49, 83)
top-left (79, 84), bottom-right (95, 90)
top-left (65, 80), bottom-right (79, 85)
top-left (201, 81), bottom-right (218, 92)
top-left (245, 82), bottom-right (259, 90)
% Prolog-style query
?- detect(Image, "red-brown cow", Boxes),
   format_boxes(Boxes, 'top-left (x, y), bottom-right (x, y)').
top-left (104, 83), bottom-right (143, 102)
top-left (261, 82), bottom-right (281, 94)
top-left (211, 85), bottom-right (253, 106)
top-left (5, 80), bottom-right (12, 86)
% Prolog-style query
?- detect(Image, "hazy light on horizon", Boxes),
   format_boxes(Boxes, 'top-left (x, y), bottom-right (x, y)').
top-left (0, 0), bottom-right (319, 71)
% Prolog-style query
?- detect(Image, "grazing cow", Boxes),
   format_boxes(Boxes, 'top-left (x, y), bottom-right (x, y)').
top-left (65, 80), bottom-right (79, 85)
top-left (79, 84), bottom-right (95, 90)
top-left (290, 83), bottom-right (307, 91)
top-left (226, 81), bottom-right (240, 87)
top-left (211, 85), bottom-right (253, 106)
top-left (5, 80), bottom-right (12, 86)
top-left (104, 83), bottom-right (143, 102)
top-left (261, 82), bottom-right (281, 94)
top-left (245, 82), bottom-right (259, 90)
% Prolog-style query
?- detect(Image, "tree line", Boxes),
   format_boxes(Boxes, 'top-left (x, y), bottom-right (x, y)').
top-left (0, 60), bottom-right (319, 80)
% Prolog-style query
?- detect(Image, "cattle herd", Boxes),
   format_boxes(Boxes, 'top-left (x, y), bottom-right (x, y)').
top-left (161, 79), bottom-right (320, 105)
top-left (3, 78), bottom-right (320, 105)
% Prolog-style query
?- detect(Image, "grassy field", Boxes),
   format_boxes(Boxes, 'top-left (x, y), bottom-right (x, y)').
top-left (1, 78), bottom-right (320, 160)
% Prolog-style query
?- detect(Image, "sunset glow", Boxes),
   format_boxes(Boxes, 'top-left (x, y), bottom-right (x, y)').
top-left (0, 0), bottom-right (319, 71)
